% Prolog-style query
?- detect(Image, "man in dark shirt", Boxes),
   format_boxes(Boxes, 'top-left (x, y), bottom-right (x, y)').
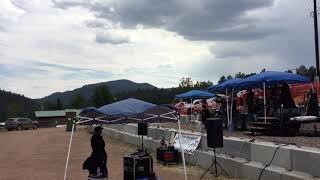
top-left (83, 126), bottom-right (108, 178)
top-left (247, 88), bottom-right (254, 114)
top-left (201, 99), bottom-right (210, 128)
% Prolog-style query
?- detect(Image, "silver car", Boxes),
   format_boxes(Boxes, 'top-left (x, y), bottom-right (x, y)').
top-left (5, 118), bottom-right (39, 131)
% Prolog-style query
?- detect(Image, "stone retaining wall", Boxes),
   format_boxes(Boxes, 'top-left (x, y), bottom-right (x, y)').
top-left (101, 124), bottom-right (320, 180)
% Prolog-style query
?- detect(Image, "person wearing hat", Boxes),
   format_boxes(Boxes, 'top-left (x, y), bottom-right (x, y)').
top-left (83, 126), bottom-right (108, 178)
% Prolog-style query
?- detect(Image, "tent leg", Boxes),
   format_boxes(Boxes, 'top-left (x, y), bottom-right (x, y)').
top-left (263, 82), bottom-right (267, 123)
top-left (226, 89), bottom-right (230, 125)
top-left (178, 118), bottom-right (188, 180)
top-left (190, 98), bottom-right (193, 122)
top-left (229, 88), bottom-right (234, 131)
top-left (141, 135), bottom-right (144, 149)
top-left (64, 120), bottom-right (75, 180)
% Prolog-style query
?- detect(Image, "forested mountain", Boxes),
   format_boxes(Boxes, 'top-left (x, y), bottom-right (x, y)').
top-left (0, 90), bottom-right (38, 121)
top-left (0, 80), bottom-right (156, 121)
top-left (38, 79), bottom-right (156, 105)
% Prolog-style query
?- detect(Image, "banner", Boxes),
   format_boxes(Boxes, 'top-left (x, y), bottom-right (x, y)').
top-left (173, 132), bottom-right (201, 154)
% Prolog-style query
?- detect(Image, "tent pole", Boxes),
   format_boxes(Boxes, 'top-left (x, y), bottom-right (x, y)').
top-left (190, 98), bottom-right (193, 121)
top-left (178, 118), bottom-right (188, 180)
top-left (141, 135), bottom-right (144, 149)
top-left (226, 89), bottom-right (230, 125)
top-left (64, 120), bottom-right (75, 180)
top-left (229, 88), bottom-right (234, 131)
top-left (263, 82), bottom-right (267, 123)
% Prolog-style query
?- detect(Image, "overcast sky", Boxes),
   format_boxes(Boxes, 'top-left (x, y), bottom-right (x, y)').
top-left (0, 0), bottom-right (317, 98)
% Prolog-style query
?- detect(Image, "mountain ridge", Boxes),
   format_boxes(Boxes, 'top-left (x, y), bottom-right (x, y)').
top-left (37, 79), bottom-right (157, 104)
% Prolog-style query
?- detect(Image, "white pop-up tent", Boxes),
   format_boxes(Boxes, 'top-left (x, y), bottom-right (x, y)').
top-left (64, 98), bottom-right (188, 180)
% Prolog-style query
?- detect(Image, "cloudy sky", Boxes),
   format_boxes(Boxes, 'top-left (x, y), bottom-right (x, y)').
top-left (0, 0), bottom-right (317, 98)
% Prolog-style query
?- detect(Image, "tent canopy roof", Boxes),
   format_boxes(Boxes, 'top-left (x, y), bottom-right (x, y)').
top-left (98, 98), bottom-right (156, 116)
top-left (175, 90), bottom-right (215, 99)
top-left (236, 71), bottom-right (310, 89)
top-left (208, 78), bottom-right (242, 92)
top-left (78, 98), bottom-right (178, 124)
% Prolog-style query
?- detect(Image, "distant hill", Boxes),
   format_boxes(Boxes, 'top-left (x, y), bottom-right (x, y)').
top-left (0, 90), bottom-right (38, 121)
top-left (38, 79), bottom-right (157, 105)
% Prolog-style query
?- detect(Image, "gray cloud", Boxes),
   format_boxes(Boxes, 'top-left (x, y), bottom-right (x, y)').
top-left (53, 0), bottom-right (276, 41)
top-left (95, 32), bottom-right (130, 44)
top-left (85, 19), bottom-right (107, 29)
top-left (208, 0), bottom-right (315, 66)
top-left (0, 63), bottom-right (49, 77)
top-left (33, 62), bottom-right (113, 79)
top-left (10, 0), bottom-right (32, 12)
top-left (0, 15), bottom-right (9, 32)
top-left (51, 0), bottom-right (90, 9)
top-left (0, 25), bottom-right (6, 32)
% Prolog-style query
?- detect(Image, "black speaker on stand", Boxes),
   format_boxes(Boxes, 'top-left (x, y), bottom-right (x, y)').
top-left (200, 118), bottom-right (228, 179)
top-left (138, 123), bottom-right (148, 149)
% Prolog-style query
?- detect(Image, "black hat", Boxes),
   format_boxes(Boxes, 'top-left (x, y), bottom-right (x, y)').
top-left (94, 126), bottom-right (103, 132)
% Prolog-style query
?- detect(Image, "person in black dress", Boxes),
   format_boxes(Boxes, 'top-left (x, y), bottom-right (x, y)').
top-left (201, 99), bottom-right (210, 128)
top-left (247, 88), bottom-right (254, 114)
top-left (83, 126), bottom-right (108, 178)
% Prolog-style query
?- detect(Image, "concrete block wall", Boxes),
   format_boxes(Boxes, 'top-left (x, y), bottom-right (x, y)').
top-left (101, 124), bottom-right (320, 180)
top-left (221, 137), bottom-right (252, 161)
top-left (281, 171), bottom-right (315, 180)
top-left (250, 142), bottom-right (293, 170)
top-left (242, 162), bottom-right (287, 180)
top-left (291, 146), bottom-right (320, 177)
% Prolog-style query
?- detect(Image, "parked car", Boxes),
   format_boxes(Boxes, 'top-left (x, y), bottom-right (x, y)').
top-left (0, 122), bottom-right (5, 128)
top-left (5, 118), bottom-right (39, 131)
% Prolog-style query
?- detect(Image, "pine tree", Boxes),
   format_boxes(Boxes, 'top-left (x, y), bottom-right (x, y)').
top-left (90, 85), bottom-right (114, 107)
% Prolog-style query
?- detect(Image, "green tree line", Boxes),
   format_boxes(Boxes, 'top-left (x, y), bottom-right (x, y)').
top-left (1, 65), bottom-right (316, 121)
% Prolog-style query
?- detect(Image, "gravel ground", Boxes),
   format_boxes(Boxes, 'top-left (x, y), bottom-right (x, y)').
top-left (157, 122), bottom-right (320, 148)
top-left (0, 127), bottom-right (239, 180)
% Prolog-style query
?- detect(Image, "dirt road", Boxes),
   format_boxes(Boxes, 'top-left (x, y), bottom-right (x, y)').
top-left (0, 127), bottom-right (233, 180)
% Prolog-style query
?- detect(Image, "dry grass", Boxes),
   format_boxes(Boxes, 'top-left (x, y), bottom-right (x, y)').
top-left (0, 127), bottom-right (240, 180)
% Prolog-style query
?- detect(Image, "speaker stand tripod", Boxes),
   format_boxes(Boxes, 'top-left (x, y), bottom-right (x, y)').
top-left (141, 135), bottom-right (144, 149)
top-left (200, 148), bottom-right (228, 179)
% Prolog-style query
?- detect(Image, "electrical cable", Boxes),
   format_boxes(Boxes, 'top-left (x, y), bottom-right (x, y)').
top-left (232, 138), bottom-right (255, 177)
top-left (257, 144), bottom-right (289, 180)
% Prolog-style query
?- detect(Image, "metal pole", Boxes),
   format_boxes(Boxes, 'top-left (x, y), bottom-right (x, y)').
top-left (141, 135), bottom-right (144, 149)
top-left (229, 88), bottom-right (234, 131)
top-left (178, 118), bottom-right (188, 180)
top-left (191, 98), bottom-right (193, 121)
top-left (214, 148), bottom-right (218, 177)
top-left (314, 0), bottom-right (320, 76)
top-left (313, 0), bottom-right (320, 105)
top-left (263, 82), bottom-right (267, 123)
top-left (230, 89), bottom-right (234, 124)
top-left (226, 89), bottom-right (230, 125)
top-left (64, 120), bottom-right (75, 180)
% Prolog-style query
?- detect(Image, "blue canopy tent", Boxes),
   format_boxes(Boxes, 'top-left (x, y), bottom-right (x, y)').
top-left (208, 78), bottom-right (243, 129)
top-left (175, 90), bottom-right (215, 122)
top-left (207, 78), bottom-right (242, 92)
top-left (175, 90), bottom-right (215, 99)
top-left (64, 98), bottom-right (188, 180)
top-left (236, 71), bottom-right (311, 123)
top-left (236, 71), bottom-right (310, 89)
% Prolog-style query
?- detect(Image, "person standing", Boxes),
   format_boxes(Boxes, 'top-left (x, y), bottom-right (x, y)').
top-left (247, 88), bottom-right (254, 114)
top-left (83, 126), bottom-right (108, 178)
top-left (201, 99), bottom-right (210, 128)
